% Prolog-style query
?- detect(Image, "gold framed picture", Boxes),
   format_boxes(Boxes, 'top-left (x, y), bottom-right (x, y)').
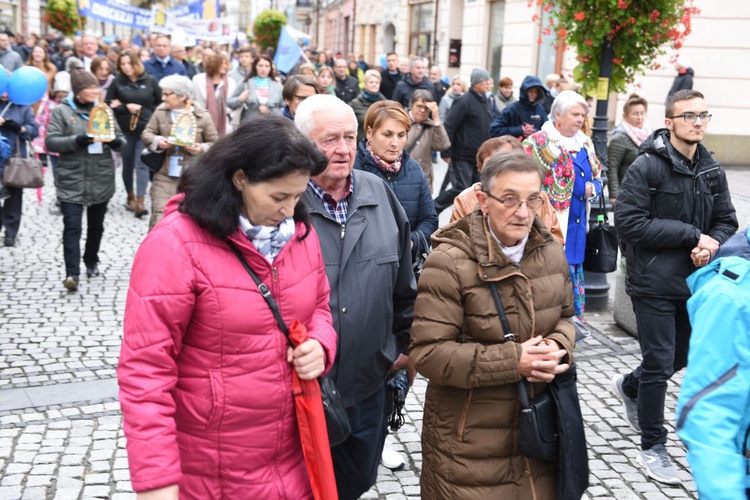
top-left (87, 103), bottom-right (116, 142)
top-left (168, 107), bottom-right (197, 148)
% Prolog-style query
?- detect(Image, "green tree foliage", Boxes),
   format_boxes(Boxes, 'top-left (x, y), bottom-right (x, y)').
top-left (529, 0), bottom-right (699, 94)
top-left (44, 0), bottom-right (85, 37)
top-left (254, 10), bottom-right (287, 51)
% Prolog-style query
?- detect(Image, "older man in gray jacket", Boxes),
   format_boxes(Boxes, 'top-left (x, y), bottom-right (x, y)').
top-left (295, 94), bottom-right (417, 500)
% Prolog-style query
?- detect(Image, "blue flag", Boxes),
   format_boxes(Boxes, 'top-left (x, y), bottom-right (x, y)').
top-left (274, 26), bottom-right (303, 74)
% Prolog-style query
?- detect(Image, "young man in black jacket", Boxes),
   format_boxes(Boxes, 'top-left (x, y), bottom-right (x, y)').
top-left (612, 89), bottom-right (737, 486)
top-left (433, 68), bottom-right (492, 214)
top-left (379, 52), bottom-right (402, 100)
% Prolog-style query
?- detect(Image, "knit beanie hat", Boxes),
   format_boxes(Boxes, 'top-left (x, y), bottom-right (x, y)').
top-left (470, 68), bottom-right (491, 87)
top-left (70, 68), bottom-right (98, 96)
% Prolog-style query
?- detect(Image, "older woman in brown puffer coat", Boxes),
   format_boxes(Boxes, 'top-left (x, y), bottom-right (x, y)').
top-left (409, 150), bottom-right (576, 500)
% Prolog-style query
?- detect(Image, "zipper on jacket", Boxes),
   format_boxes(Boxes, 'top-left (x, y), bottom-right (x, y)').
top-left (676, 363), bottom-right (738, 431)
top-left (456, 388), bottom-right (473, 442)
top-left (273, 267), bottom-right (278, 282)
top-left (340, 223), bottom-right (346, 240)
top-left (744, 422), bottom-right (750, 475)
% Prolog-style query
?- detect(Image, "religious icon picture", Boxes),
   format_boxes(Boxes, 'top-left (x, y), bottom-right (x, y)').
top-left (87, 102), bottom-right (116, 142)
top-left (168, 105), bottom-right (197, 148)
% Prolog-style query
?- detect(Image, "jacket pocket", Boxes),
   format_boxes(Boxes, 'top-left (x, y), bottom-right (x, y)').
top-left (676, 363), bottom-right (738, 431)
top-left (456, 388), bottom-right (473, 442)
top-left (206, 369), bottom-right (225, 430)
top-left (652, 183), bottom-right (684, 221)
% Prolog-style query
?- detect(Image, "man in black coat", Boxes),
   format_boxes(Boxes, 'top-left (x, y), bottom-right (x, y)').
top-left (392, 57), bottom-right (437, 109)
top-left (613, 89), bottom-right (737, 486)
top-left (333, 58), bottom-right (359, 104)
top-left (379, 52), bottom-right (402, 100)
top-left (433, 68), bottom-right (493, 214)
top-left (666, 55), bottom-right (694, 103)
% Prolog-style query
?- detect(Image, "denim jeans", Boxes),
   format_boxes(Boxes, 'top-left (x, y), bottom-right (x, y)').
top-left (121, 134), bottom-right (149, 197)
top-left (621, 296), bottom-right (692, 450)
top-left (60, 201), bottom-right (108, 277)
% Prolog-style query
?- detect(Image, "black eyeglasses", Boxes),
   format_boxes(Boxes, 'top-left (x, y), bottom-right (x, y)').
top-left (668, 112), bottom-right (712, 123)
top-left (484, 192), bottom-right (544, 210)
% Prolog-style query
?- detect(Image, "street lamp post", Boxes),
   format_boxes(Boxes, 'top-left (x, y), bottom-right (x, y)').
top-left (584, 38), bottom-right (614, 311)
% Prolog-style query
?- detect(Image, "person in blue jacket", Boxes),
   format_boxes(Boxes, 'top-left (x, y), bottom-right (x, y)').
top-left (354, 99), bottom-right (438, 275)
top-left (0, 93), bottom-right (40, 247)
top-left (676, 227), bottom-right (750, 500)
top-left (490, 75), bottom-right (547, 139)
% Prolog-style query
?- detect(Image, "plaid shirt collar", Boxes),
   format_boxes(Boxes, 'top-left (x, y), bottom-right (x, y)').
top-left (308, 175), bottom-right (354, 224)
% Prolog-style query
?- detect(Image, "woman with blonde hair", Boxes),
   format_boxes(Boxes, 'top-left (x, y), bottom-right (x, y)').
top-left (192, 52), bottom-right (236, 135)
top-left (607, 94), bottom-right (652, 206)
top-left (348, 69), bottom-right (384, 142)
top-left (438, 74), bottom-right (466, 123)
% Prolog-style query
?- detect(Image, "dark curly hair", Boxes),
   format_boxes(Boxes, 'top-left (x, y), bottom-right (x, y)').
top-left (178, 116), bottom-right (328, 239)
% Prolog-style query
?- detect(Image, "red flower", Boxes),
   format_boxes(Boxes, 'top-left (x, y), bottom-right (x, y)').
top-left (558, 27), bottom-right (568, 37)
top-left (613, 58), bottom-right (623, 64)
top-left (630, 17), bottom-right (636, 24)
top-left (618, 0), bottom-right (628, 8)
top-left (532, 14), bottom-right (539, 22)
top-left (574, 11), bottom-right (585, 21)
top-left (584, 39), bottom-right (592, 46)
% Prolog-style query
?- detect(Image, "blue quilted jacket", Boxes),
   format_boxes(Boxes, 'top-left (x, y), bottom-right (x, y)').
top-left (354, 140), bottom-right (438, 255)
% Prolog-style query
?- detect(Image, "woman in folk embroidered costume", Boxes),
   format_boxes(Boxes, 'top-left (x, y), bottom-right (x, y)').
top-left (524, 90), bottom-right (603, 317)
top-left (119, 117), bottom-right (338, 499)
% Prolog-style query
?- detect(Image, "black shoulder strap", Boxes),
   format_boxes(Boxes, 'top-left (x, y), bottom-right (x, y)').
top-left (227, 240), bottom-right (290, 341)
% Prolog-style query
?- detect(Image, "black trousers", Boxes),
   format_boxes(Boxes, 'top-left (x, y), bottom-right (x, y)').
top-left (621, 296), bottom-right (691, 450)
top-left (433, 158), bottom-right (479, 213)
top-left (330, 386), bottom-right (387, 500)
top-left (0, 185), bottom-right (22, 239)
top-left (60, 201), bottom-right (108, 277)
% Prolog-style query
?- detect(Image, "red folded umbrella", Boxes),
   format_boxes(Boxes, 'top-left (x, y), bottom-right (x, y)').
top-left (288, 321), bottom-right (338, 500)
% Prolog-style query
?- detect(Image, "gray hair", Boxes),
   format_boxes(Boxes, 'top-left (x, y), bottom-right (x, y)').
top-left (410, 57), bottom-right (426, 69)
top-left (549, 90), bottom-right (588, 124)
top-left (159, 75), bottom-right (194, 100)
top-left (480, 150), bottom-right (542, 193)
top-left (410, 89), bottom-right (434, 106)
top-left (294, 94), bottom-right (357, 138)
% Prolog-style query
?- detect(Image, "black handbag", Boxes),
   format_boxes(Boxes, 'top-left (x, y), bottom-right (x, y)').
top-left (227, 241), bottom-right (352, 447)
top-left (488, 283), bottom-right (559, 461)
top-left (583, 196), bottom-right (618, 273)
top-left (140, 148), bottom-right (166, 173)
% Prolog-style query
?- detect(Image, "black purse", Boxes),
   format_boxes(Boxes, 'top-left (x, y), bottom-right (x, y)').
top-left (488, 283), bottom-right (559, 461)
top-left (140, 148), bottom-right (166, 173)
top-left (583, 196), bottom-right (618, 273)
top-left (227, 241), bottom-right (352, 447)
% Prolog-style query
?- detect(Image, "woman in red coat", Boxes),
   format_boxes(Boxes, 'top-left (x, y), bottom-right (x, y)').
top-left (118, 116), bottom-right (338, 499)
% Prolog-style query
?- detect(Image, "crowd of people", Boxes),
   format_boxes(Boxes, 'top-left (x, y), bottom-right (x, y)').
top-left (0, 28), bottom-right (745, 500)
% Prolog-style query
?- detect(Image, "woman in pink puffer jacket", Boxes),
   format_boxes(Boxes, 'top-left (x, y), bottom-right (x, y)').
top-left (118, 117), bottom-right (337, 500)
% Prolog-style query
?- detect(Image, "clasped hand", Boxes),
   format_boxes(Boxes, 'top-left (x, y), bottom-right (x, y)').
top-left (518, 336), bottom-right (569, 383)
top-left (691, 233), bottom-right (720, 268)
top-left (286, 339), bottom-right (325, 380)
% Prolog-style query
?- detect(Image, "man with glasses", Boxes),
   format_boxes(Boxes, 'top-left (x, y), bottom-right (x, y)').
top-left (613, 89), bottom-right (738, 485)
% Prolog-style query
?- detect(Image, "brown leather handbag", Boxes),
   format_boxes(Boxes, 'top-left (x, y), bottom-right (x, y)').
top-left (2, 138), bottom-right (44, 189)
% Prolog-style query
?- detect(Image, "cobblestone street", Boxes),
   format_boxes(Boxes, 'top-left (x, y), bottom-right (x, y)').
top-left (1, 164), bottom-right (748, 499)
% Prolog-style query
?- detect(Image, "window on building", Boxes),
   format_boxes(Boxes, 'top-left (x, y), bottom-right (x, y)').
top-left (487, 0), bottom-right (505, 84)
top-left (536, 7), bottom-right (564, 80)
top-left (409, 0), bottom-right (433, 58)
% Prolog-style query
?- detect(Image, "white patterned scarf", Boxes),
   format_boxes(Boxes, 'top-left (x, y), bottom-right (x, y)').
top-left (239, 215), bottom-right (295, 264)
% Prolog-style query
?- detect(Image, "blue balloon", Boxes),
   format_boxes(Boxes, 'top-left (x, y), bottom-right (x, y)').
top-left (8, 67), bottom-right (48, 106)
top-left (0, 67), bottom-right (8, 95)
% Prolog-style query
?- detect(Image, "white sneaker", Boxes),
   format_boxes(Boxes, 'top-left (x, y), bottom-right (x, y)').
top-left (610, 374), bottom-right (641, 433)
top-left (638, 444), bottom-right (682, 485)
top-left (380, 441), bottom-right (405, 470)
